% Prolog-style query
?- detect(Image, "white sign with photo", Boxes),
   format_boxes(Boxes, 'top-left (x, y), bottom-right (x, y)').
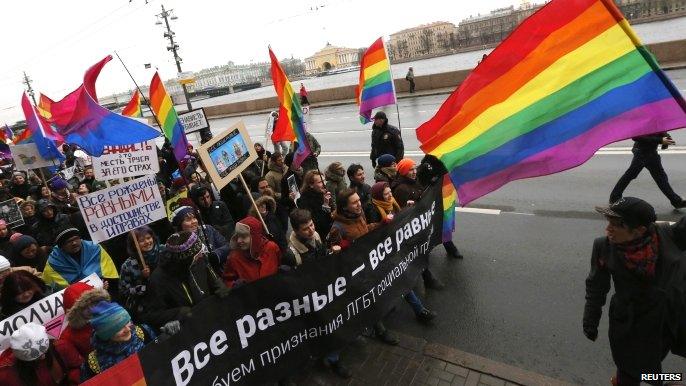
top-left (10, 143), bottom-right (58, 171)
top-left (92, 141), bottom-right (159, 180)
top-left (77, 175), bottom-right (166, 243)
top-left (0, 198), bottom-right (24, 227)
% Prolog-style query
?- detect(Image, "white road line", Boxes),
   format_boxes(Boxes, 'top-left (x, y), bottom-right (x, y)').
top-left (318, 148), bottom-right (686, 157)
top-left (455, 207), bottom-right (501, 215)
top-left (352, 264), bottom-right (365, 277)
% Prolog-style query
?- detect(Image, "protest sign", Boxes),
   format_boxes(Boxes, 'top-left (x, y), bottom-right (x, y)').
top-left (83, 183), bottom-right (443, 386)
top-left (10, 143), bottom-right (58, 171)
top-left (287, 175), bottom-right (300, 201)
top-left (77, 175), bottom-right (166, 243)
top-left (59, 165), bottom-right (77, 181)
top-left (92, 141), bottom-right (159, 180)
top-left (0, 198), bottom-right (24, 227)
top-left (166, 189), bottom-right (188, 220)
top-left (0, 273), bottom-right (103, 352)
top-left (197, 121), bottom-right (257, 190)
top-left (178, 108), bottom-right (210, 134)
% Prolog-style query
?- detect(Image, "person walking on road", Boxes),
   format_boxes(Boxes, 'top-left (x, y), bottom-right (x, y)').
top-left (370, 111), bottom-right (404, 167)
top-left (405, 67), bottom-right (415, 93)
top-left (299, 83), bottom-right (309, 106)
top-left (609, 133), bottom-right (686, 209)
top-left (584, 197), bottom-right (686, 385)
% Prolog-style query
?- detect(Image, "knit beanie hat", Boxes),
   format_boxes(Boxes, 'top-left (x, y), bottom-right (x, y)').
top-left (11, 235), bottom-right (37, 256)
top-left (171, 206), bottom-right (195, 229)
top-left (10, 323), bottom-right (50, 361)
top-left (54, 227), bottom-right (80, 247)
top-left (63, 282), bottom-right (95, 311)
top-left (396, 158), bottom-right (416, 176)
top-left (165, 231), bottom-right (204, 261)
top-left (9, 232), bottom-right (23, 243)
top-left (48, 177), bottom-right (69, 192)
top-left (371, 182), bottom-right (390, 201)
top-left (376, 154), bottom-right (396, 168)
top-left (0, 255), bottom-right (10, 272)
top-left (90, 301), bottom-right (131, 341)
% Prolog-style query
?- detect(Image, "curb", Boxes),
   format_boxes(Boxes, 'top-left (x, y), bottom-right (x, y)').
top-left (422, 342), bottom-right (574, 386)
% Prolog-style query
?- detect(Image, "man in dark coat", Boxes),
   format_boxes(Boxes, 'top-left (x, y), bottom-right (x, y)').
top-left (189, 185), bottom-right (235, 240)
top-left (584, 197), bottom-right (686, 384)
top-left (370, 111), bottom-right (403, 167)
top-left (610, 133), bottom-right (686, 209)
top-left (297, 170), bottom-right (333, 239)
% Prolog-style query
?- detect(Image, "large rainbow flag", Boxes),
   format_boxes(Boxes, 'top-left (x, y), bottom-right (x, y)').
top-left (149, 72), bottom-right (189, 163)
top-left (122, 91), bottom-right (142, 117)
top-left (416, 0), bottom-right (686, 206)
top-left (43, 55), bottom-right (159, 156)
top-left (356, 37), bottom-right (396, 123)
top-left (268, 47), bottom-right (311, 168)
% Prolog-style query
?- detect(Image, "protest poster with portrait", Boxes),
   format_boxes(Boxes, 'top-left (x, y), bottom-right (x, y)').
top-left (0, 198), bottom-right (24, 227)
top-left (197, 121), bottom-right (257, 190)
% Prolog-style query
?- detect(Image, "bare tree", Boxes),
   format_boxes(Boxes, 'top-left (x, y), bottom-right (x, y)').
top-left (419, 29), bottom-right (435, 54)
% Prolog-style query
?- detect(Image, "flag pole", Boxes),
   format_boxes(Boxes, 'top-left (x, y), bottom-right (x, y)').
top-left (114, 51), bottom-right (164, 132)
top-left (382, 38), bottom-right (401, 129)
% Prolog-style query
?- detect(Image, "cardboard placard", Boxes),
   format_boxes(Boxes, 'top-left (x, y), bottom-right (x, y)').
top-left (197, 121), bottom-right (257, 190)
top-left (92, 141), bottom-right (159, 180)
top-left (178, 108), bottom-right (210, 134)
top-left (77, 175), bottom-right (166, 243)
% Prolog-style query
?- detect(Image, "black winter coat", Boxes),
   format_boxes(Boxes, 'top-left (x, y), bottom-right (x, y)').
top-left (391, 176), bottom-right (422, 208)
top-left (32, 214), bottom-right (71, 247)
top-left (584, 218), bottom-right (686, 377)
top-left (370, 123), bottom-right (404, 164)
top-left (297, 189), bottom-right (333, 238)
top-left (632, 133), bottom-right (668, 153)
top-left (197, 200), bottom-right (235, 240)
top-left (140, 256), bottom-right (225, 329)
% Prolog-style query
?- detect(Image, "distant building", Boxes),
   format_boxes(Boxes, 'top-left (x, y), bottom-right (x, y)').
top-left (617, 0), bottom-right (686, 21)
top-left (456, 3), bottom-right (541, 49)
top-left (388, 22), bottom-right (459, 60)
top-left (304, 43), bottom-right (360, 75)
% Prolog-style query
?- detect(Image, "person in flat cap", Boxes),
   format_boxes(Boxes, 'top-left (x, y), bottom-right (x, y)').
top-left (80, 301), bottom-right (156, 381)
top-left (370, 111), bottom-right (403, 167)
top-left (0, 322), bottom-right (82, 385)
top-left (42, 227), bottom-right (118, 290)
top-left (584, 197), bottom-right (686, 384)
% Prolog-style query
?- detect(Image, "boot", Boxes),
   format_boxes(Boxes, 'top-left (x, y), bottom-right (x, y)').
top-left (443, 241), bottom-right (463, 259)
top-left (374, 322), bottom-right (399, 345)
top-left (422, 269), bottom-right (445, 290)
top-left (323, 358), bottom-right (352, 379)
top-left (416, 308), bottom-right (437, 324)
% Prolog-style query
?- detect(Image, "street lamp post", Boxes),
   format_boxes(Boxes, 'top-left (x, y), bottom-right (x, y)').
top-left (156, 4), bottom-right (213, 142)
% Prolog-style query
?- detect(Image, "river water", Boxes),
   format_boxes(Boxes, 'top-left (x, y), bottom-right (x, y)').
top-left (187, 17), bottom-right (686, 109)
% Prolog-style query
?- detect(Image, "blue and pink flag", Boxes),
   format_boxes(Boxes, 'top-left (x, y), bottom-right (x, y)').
top-left (43, 55), bottom-right (159, 156)
top-left (20, 93), bottom-right (64, 162)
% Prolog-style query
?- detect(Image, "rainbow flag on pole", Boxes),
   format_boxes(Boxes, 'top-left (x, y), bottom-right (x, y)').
top-left (268, 47), bottom-right (311, 168)
top-left (122, 91), bottom-right (142, 117)
top-left (356, 37), bottom-right (397, 123)
top-left (441, 174), bottom-right (457, 243)
top-left (417, 0), bottom-right (686, 206)
top-left (149, 72), bottom-right (189, 163)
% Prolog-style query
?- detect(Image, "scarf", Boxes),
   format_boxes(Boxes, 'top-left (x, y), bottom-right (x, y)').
top-left (90, 325), bottom-right (146, 373)
top-left (615, 229), bottom-right (659, 280)
top-left (48, 241), bottom-right (107, 284)
top-left (371, 198), bottom-right (400, 221)
top-left (142, 243), bottom-right (160, 267)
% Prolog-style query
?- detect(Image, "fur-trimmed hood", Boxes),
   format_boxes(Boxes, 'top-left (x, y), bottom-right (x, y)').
top-left (249, 195), bottom-right (276, 216)
top-left (66, 288), bottom-right (110, 329)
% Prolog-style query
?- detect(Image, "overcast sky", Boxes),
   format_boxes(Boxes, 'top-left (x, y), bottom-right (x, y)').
top-left (0, 0), bottom-right (521, 124)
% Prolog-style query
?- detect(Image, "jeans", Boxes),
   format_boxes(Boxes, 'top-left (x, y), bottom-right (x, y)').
top-left (610, 149), bottom-right (682, 205)
top-left (403, 290), bottom-right (424, 315)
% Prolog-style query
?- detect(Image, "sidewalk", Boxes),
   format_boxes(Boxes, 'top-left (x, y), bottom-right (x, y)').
top-left (293, 332), bottom-right (573, 386)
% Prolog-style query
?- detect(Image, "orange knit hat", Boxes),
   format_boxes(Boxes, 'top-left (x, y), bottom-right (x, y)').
top-left (396, 158), bottom-right (416, 176)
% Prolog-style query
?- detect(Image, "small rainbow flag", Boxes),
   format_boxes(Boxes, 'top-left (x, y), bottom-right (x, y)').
top-left (149, 72), bottom-right (189, 163)
top-left (417, 0), bottom-right (686, 206)
top-left (0, 124), bottom-right (13, 144)
top-left (122, 91), bottom-right (142, 117)
top-left (441, 174), bottom-right (457, 243)
top-left (356, 37), bottom-right (397, 123)
top-left (268, 47), bottom-right (311, 168)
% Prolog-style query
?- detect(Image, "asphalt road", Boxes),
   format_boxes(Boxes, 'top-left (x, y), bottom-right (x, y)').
top-left (204, 71), bottom-right (686, 384)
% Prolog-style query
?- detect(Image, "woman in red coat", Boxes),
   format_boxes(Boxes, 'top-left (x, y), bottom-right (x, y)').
top-left (0, 322), bottom-right (82, 385)
top-left (223, 216), bottom-right (280, 288)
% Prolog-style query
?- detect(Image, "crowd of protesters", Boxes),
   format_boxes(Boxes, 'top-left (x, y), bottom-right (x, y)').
top-left (0, 128), bottom-right (463, 384)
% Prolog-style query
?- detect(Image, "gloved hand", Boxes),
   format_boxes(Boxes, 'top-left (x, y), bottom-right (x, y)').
top-left (215, 285), bottom-right (231, 298)
top-left (233, 279), bottom-right (247, 288)
top-left (162, 320), bottom-right (181, 335)
top-left (583, 325), bottom-right (598, 341)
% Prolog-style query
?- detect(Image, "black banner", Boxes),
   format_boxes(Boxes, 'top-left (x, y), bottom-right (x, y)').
top-left (135, 183), bottom-right (442, 385)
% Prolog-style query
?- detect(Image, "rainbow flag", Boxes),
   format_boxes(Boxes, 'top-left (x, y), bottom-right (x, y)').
top-left (122, 91), bottom-right (142, 117)
top-left (356, 37), bottom-right (397, 123)
top-left (416, 0), bottom-right (686, 206)
top-left (149, 72), bottom-right (189, 163)
top-left (441, 174), bottom-right (457, 243)
top-left (0, 124), bottom-right (13, 144)
top-left (45, 55), bottom-right (159, 156)
top-left (268, 47), bottom-right (311, 168)
top-left (20, 93), bottom-right (64, 162)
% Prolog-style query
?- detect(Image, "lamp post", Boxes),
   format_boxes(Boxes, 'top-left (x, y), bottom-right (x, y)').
top-left (156, 5), bottom-right (213, 142)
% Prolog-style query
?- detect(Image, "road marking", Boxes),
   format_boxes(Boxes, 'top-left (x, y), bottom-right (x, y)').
top-left (319, 148), bottom-right (686, 157)
top-left (352, 264), bottom-right (365, 277)
top-left (456, 207), bottom-right (501, 215)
